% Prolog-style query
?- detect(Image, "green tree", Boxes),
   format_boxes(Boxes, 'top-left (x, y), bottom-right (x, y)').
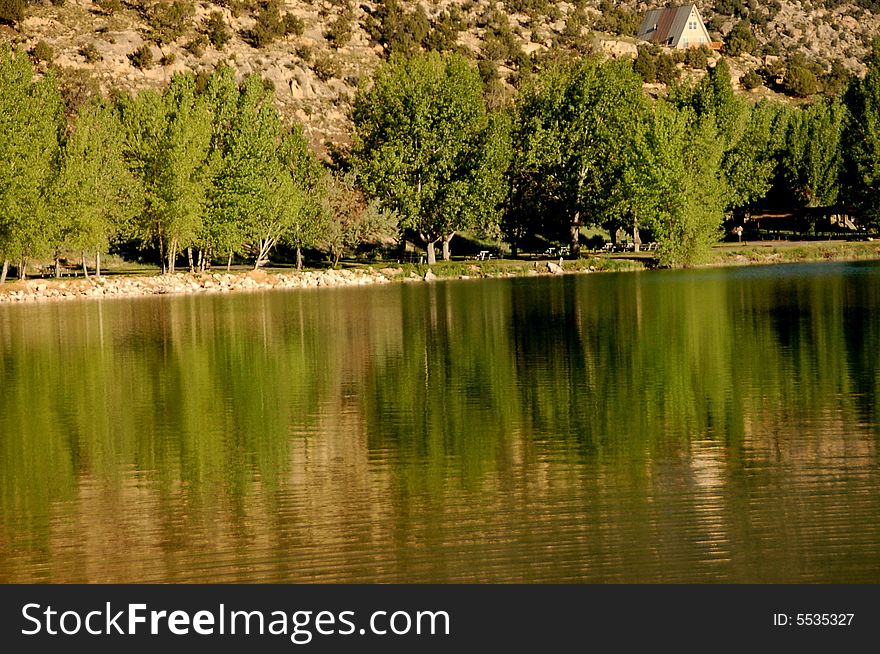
top-left (352, 53), bottom-right (509, 264)
top-left (510, 57), bottom-right (648, 256)
top-left (842, 41), bottom-right (880, 227)
top-left (780, 98), bottom-right (844, 208)
top-left (724, 19), bottom-right (757, 56)
top-left (321, 171), bottom-right (398, 266)
top-left (212, 75), bottom-right (323, 269)
top-left (627, 102), bottom-right (726, 266)
top-left (118, 75), bottom-right (213, 273)
top-left (51, 100), bottom-right (144, 276)
top-left (0, 45), bottom-right (62, 282)
top-left (675, 61), bottom-right (780, 212)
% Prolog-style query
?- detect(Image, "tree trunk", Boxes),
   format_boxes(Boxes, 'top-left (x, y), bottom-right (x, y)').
top-left (570, 213), bottom-right (581, 259)
top-left (158, 227), bottom-right (166, 275)
top-left (226, 251), bottom-right (233, 272)
top-left (19, 258), bottom-right (28, 280)
top-left (187, 247), bottom-right (194, 273)
top-left (54, 253), bottom-right (61, 278)
top-left (95, 251), bottom-right (101, 277)
top-left (426, 240), bottom-right (438, 265)
top-left (81, 252), bottom-right (89, 278)
top-left (197, 249), bottom-right (204, 272)
top-left (442, 232), bottom-right (455, 261)
top-left (0, 260), bottom-right (8, 285)
top-left (296, 247), bottom-right (303, 270)
top-left (166, 239), bottom-right (177, 274)
top-left (633, 222), bottom-right (641, 253)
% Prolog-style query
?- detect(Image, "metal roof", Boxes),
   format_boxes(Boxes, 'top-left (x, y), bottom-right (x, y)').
top-left (638, 4), bottom-right (700, 47)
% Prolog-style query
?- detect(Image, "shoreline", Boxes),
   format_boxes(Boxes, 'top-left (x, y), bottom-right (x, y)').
top-left (2, 241), bottom-right (880, 305)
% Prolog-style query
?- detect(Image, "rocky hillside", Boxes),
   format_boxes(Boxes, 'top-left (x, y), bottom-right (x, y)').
top-left (2, 0), bottom-right (878, 151)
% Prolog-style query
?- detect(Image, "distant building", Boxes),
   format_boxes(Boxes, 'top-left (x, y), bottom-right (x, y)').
top-left (638, 4), bottom-right (712, 49)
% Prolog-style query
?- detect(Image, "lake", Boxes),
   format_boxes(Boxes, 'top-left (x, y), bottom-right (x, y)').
top-left (1, 261), bottom-right (879, 583)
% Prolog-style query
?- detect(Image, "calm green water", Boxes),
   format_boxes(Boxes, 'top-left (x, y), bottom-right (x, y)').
top-left (2, 262), bottom-right (880, 583)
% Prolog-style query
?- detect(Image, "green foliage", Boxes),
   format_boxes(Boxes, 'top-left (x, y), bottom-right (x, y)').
top-left (627, 102), bottom-right (726, 267)
top-left (365, 0), bottom-right (430, 57)
top-left (674, 61), bottom-right (780, 212)
top-left (741, 69), bottom-right (762, 90)
top-left (783, 56), bottom-right (819, 97)
top-left (211, 74), bottom-right (324, 267)
top-left (780, 98), bottom-right (844, 207)
top-left (326, 3), bottom-right (355, 48)
top-left (312, 54), bottom-right (341, 81)
top-left (204, 11), bottom-right (231, 50)
top-left (592, 1), bottom-right (641, 37)
top-left (424, 7), bottom-right (466, 53)
top-left (245, 0), bottom-right (303, 48)
top-left (33, 41), bottom-right (54, 63)
top-left (842, 40), bottom-right (880, 227)
top-left (149, 0), bottom-right (196, 45)
top-left (724, 20), bottom-right (757, 56)
top-left (0, 45), bottom-right (63, 268)
top-left (510, 58), bottom-right (649, 253)
top-left (51, 101), bottom-right (144, 256)
top-left (80, 43), bottom-right (102, 63)
top-left (634, 45), bottom-right (679, 85)
top-left (0, 0), bottom-right (25, 25)
top-left (352, 53), bottom-right (510, 262)
top-left (684, 46), bottom-right (709, 70)
top-left (128, 45), bottom-right (154, 70)
top-left (117, 75), bottom-right (213, 271)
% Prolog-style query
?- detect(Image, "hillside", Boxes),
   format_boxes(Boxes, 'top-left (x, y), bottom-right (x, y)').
top-left (2, 0), bottom-right (879, 151)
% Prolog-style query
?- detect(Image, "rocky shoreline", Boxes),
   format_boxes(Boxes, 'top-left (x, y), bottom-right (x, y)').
top-left (0, 262), bottom-right (582, 305)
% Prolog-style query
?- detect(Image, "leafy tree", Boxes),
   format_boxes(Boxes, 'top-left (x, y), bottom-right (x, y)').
top-left (321, 171), bottom-right (398, 266)
top-left (627, 102), bottom-right (726, 266)
top-left (0, 45), bottom-right (62, 282)
top-left (722, 101), bottom-right (787, 211)
top-left (510, 57), bottom-right (648, 256)
top-left (51, 101), bottom-right (144, 276)
top-left (212, 75), bottom-right (323, 268)
top-left (352, 53), bottom-right (509, 264)
top-left (118, 75), bottom-right (213, 272)
top-left (783, 58), bottom-right (819, 97)
top-left (842, 41), bottom-right (880, 227)
top-left (674, 61), bottom-right (779, 212)
top-left (724, 19), bottom-right (757, 56)
top-left (780, 98), bottom-right (844, 207)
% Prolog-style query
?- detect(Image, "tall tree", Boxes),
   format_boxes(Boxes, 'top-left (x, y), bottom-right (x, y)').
top-left (51, 100), bottom-right (144, 276)
top-left (212, 75), bottom-right (323, 269)
top-left (626, 102), bottom-right (727, 267)
top-left (842, 40), bottom-right (880, 228)
top-left (780, 98), bottom-right (844, 208)
top-left (510, 57), bottom-right (648, 256)
top-left (352, 52), bottom-right (508, 264)
top-left (0, 44), bottom-right (62, 282)
top-left (118, 74), bottom-right (212, 273)
top-left (675, 60), bottom-right (779, 213)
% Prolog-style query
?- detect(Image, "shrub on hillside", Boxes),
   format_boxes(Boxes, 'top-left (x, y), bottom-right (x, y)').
top-left (128, 44), bottom-right (154, 70)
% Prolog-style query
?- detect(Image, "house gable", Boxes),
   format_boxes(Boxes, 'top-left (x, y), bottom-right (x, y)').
top-left (638, 4), bottom-right (712, 49)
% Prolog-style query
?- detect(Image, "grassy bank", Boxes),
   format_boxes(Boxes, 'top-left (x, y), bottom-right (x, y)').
top-left (369, 256), bottom-right (646, 279)
top-left (705, 240), bottom-right (880, 267)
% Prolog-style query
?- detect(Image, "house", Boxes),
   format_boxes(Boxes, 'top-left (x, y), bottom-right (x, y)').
top-left (638, 4), bottom-right (712, 49)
